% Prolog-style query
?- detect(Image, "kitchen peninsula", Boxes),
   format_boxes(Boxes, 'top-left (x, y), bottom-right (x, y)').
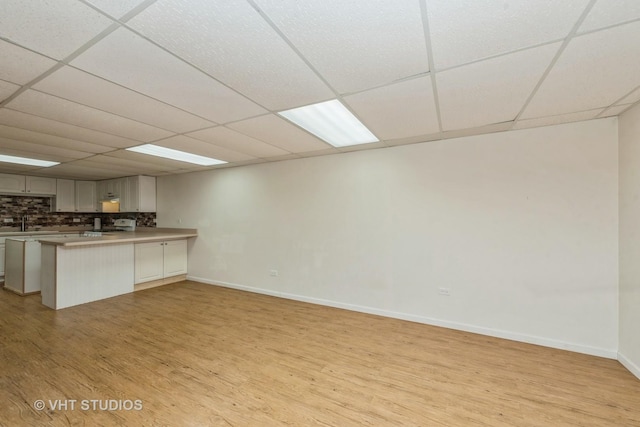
top-left (39, 228), bottom-right (197, 310)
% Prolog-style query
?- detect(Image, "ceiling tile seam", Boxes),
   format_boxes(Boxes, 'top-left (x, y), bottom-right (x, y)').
top-left (509, 0), bottom-right (599, 128)
top-left (0, 108), bottom-right (138, 150)
top-left (118, 24), bottom-right (274, 115)
top-left (26, 87), bottom-right (183, 135)
top-left (434, 38), bottom-right (568, 75)
top-left (515, 107), bottom-right (603, 122)
top-left (576, 16), bottom-right (640, 37)
top-left (335, 72), bottom-right (432, 99)
top-left (245, 0), bottom-right (339, 100)
top-left (0, 134), bottom-right (116, 158)
top-left (2, 106), bottom-right (147, 147)
top-left (63, 64), bottom-right (220, 127)
top-left (0, 20), bottom-right (123, 108)
top-left (419, 0), bottom-right (443, 133)
top-left (214, 124), bottom-right (300, 156)
top-left (200, 123), bottom-right (300, 157)
top-left (594, 84), bottom-right (640, 119)
top-left (596, 103), bottom-right (637, 119)
top-left (79, 0), bottom-right (159, 23)
top-left (140, 133), bottom-right (257, 161)
top-left (0, 36), bottom-right (60, 62)
top-left (243, 0), bottom-right (382, 144)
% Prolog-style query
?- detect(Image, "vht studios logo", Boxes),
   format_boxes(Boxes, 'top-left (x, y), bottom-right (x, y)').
top-left (33, 399), bottom-right (143, 411)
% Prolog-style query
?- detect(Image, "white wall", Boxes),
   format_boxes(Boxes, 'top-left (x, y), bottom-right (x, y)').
top-left (619, 103), bottom-right (640, 378)
top-left (158, 118), bottom-right (619, 358)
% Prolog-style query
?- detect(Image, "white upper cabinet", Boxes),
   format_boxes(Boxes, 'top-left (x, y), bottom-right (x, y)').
top-left (75, 180), bottom-right (98, 212)
top-left (25, 176), bottom-right (57, 195)
top-left (54, 179), bottom-right (75, 212)
top-left (0, 174), bottom-right (26, 194)
top-left (0, 173), bottom-right (56, 195)
top-left (121, 175), bottom-right (156, 213)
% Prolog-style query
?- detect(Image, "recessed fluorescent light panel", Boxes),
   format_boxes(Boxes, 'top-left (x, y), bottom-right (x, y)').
top-left (126, 144), bottom-right (227, 166)
top-left (278, 99), bottom-right (378, 147)
top-left (0, 154), bottom-right (59, 167)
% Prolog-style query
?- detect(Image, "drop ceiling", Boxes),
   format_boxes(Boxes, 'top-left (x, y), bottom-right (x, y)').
top-left (0, 0), bottom-right (639, 180)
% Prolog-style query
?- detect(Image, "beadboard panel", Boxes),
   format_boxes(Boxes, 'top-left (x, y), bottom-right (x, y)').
top-left (49, 243), bottom-right (134, 309)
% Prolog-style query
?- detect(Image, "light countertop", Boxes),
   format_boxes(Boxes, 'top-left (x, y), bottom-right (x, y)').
top-left (38, 228), bottom-right (197, 247)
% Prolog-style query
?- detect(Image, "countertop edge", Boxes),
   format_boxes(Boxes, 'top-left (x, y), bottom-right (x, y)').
top-left (39, 232), bottom-right (198, 247)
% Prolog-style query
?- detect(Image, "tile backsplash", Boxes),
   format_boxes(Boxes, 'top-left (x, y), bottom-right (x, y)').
top-left (0, 195), bottom-right (156, 229)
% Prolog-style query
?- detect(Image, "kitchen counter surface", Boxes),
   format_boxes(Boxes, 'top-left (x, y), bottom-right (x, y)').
top-left (38, 228), bottom-right (197, 247)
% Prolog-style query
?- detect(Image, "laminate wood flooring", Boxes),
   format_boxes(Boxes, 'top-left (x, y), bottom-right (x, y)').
top-left (1, 281), bottom-right (638, 426)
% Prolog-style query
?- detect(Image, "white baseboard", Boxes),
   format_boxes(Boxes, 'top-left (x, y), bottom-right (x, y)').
top-left (618, 352), bottom-right (640, 380)
top-left (187, 275), bottom-right (618, 360)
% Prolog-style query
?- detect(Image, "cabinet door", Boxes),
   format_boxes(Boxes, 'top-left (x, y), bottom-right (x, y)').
top-left (55, 179), bottom-right (76, 212)
top-left (134, 242), bottom-right (164, 284)
top-left (75, 181), bottom-right (97, 212)
top-left (25, 176), bottom-right (56, 195)
top-left (163, 240), bottom-right (187, 277)
top-left (138, 175), bottom-right (156, 212)
top-left (0, 244), bottom-right (5, 276)
top-left (0, 173), bottom-right (26, 194)
top-left (121, 176), bottom-right (138, 212)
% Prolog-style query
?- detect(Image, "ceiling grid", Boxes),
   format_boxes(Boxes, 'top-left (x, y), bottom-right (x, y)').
top-left (0, 0), bottom-right (638, 179)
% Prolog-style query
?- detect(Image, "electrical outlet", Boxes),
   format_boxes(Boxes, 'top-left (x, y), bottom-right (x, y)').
top-left (270, 269), bottom-right (279, 277)
top-left (438, 287), bottom-right (451, 296)
top-left (73, 218), bottom-right (81, 223)
top-left (3, 218), bottom-right (13, 223)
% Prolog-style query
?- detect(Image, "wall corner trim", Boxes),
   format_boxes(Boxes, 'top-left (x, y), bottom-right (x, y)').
top-left (618, 352), bottom-right (640, 380)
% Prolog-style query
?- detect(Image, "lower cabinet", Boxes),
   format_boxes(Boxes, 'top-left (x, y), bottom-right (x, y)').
top-left (0, 243), bottom-right (5, 279)
top-left (134, 240), bottom-right (187, 284)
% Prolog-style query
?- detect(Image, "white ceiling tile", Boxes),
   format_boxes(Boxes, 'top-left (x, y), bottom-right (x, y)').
top-left (70, 159), bottom-right (155, 175)
top-left (0, 146), bottom-right (70, 163)
top-left (438, 43), bottom-right (560, 131)
top-left (616, 87), bottom-right (640, 105)
top-left (33, 66), bottom-right (215, 133)
top-left (6, 90), bottom-right (174, 142)
top-left (105, 149), bottom-right (211, 169)
top-left (0, 40), bottom-right (57, 85)
top-left (71, 28), bottom-right (266, 123)
top-left (579, 0), bottom-right (640, 33)
top-left (344, 76), bottom-right (439, 140)
top-left (82, 154), bottom-right (172, 172)
top-left (254, 0), bottom-right (429, 94)
top-left (84, 0), bottom-right (149, 18)
top-left (440, 122), bottom-right (514, 140)
top-left (0, 109), bottom-right (140, 149)
top-left (0, 163), bottom-right (42, 174)
top-left (227, 115), bottom-right (330, 153)
top-left (0, 0), bottom-right (114, 59)
top-left (154, 135), bottom-right (255, 163)
top-left (34, 163), bottom-right (126, 179)
top-left (0, 80), bottom-right (20, 102)
top-left (128, 0), bottom-right (335, 110)
top-left (0, 136), bottom-right (94, 160)
top-left (0, 124), bottom-right (111, 154)
top-left (513, 109), bottom-right (602, 130)
top-left (187, 126), bottom-right (289, 158)
top-left (523, 21), bottom-right (640, 119)
top-left (427, 0), bottom-right (588, 69)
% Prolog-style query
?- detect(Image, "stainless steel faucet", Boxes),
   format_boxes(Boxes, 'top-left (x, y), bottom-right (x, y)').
top-left (20, 215), bottom-right (28, 232)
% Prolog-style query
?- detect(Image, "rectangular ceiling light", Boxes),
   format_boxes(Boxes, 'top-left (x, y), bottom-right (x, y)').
top-left (278, 99), bottom-right (378, 147)
top-left (0, 154), bottom-right (59, 167)
top-left (126, 144), bottom-right (227, 166)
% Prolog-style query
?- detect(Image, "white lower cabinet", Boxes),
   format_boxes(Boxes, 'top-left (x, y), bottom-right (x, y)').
top-left (134, 239), bottom-right (187, 284)
top-left (0, 243), bottom-right (5, 278)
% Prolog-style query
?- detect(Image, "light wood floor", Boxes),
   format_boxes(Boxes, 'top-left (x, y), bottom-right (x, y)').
top-left (1, 281), bottom-right (639, 426)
